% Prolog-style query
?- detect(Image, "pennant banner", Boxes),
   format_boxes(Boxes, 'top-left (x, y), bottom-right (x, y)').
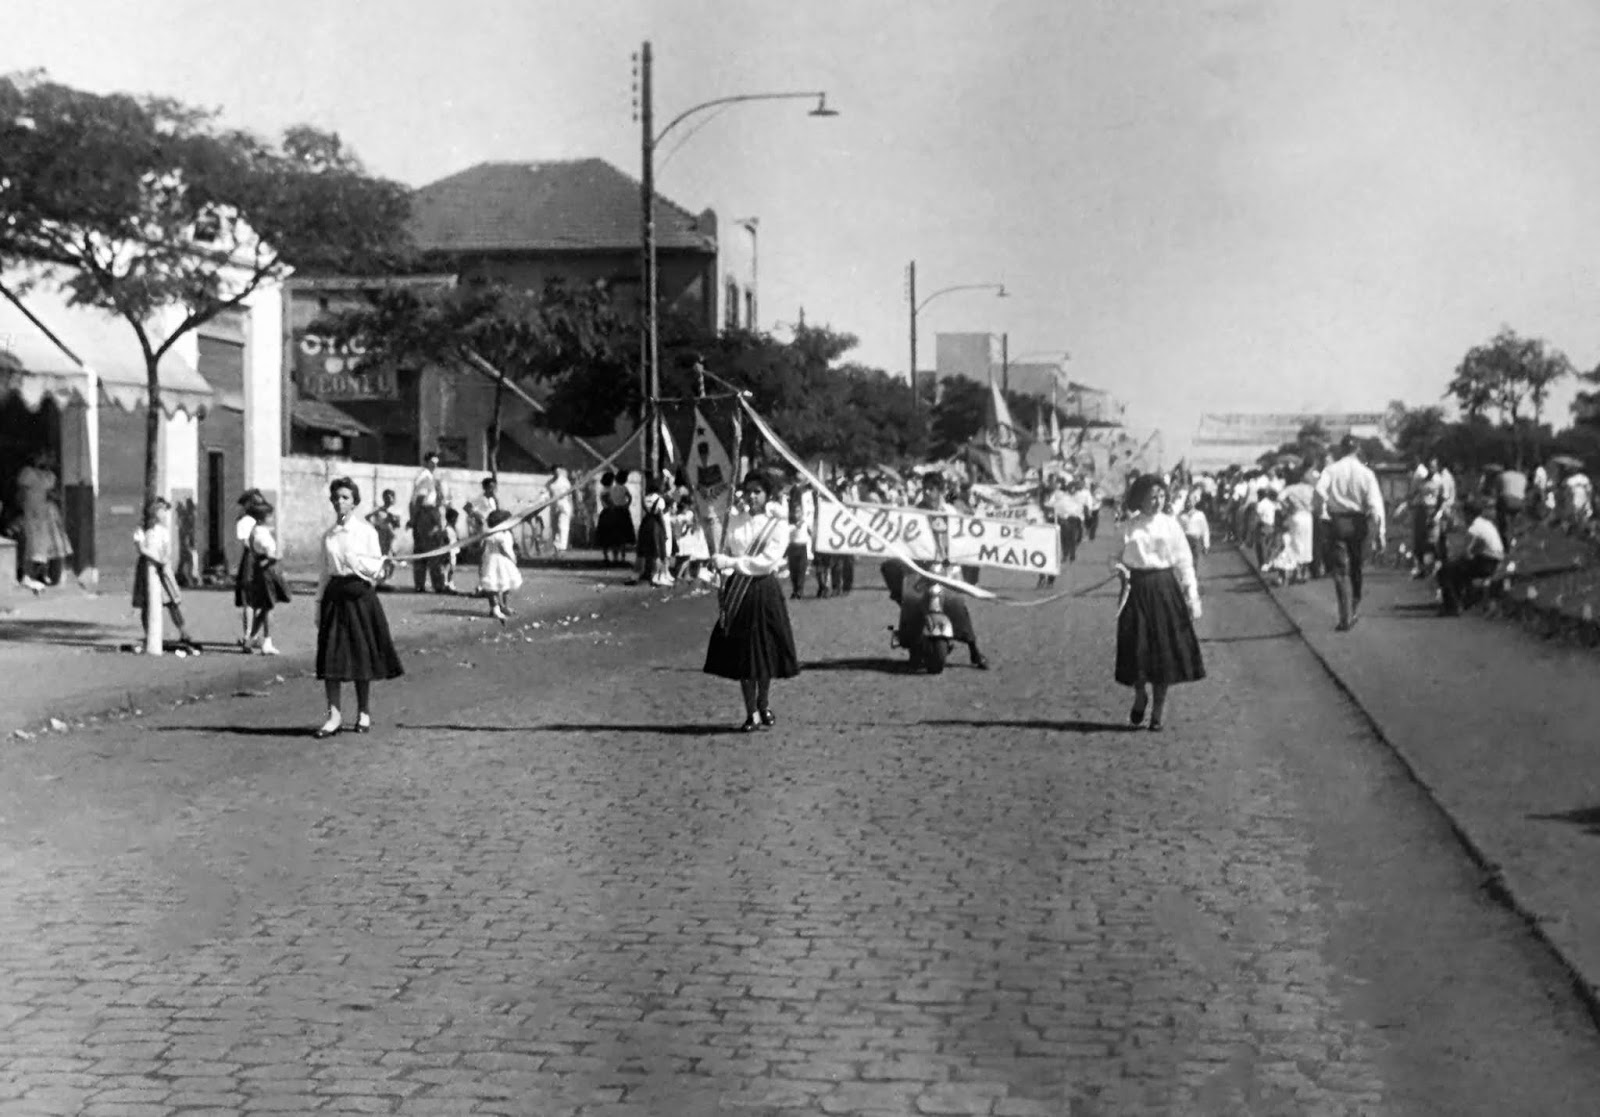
top-left (395, 426), bottom-right (644, 564)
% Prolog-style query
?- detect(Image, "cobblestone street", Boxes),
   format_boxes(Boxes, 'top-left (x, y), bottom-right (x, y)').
top-left (3, 542), bottom-right (1600, 1115)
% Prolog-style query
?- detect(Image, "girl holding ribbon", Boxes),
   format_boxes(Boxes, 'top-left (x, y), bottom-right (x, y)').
top-left (703, 471), bottom-right (800, 732)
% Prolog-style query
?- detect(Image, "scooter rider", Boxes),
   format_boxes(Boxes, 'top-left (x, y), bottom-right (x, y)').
top-left (911, 472), bottom-right (990, 670)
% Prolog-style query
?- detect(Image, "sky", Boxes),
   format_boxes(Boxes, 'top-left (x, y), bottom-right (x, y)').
top-left (8, 0), bottom-right (1600, 456)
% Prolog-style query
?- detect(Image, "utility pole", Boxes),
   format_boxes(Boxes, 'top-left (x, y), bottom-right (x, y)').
top-left (1001, 332), bottom-right (1009, 394)
top-left (907, 260), bottom-right (918, 413)
top-left (638, 41), bottom-right (658, 479)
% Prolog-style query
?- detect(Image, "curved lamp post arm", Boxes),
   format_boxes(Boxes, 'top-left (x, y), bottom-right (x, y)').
top-left (916, 282), bottom-right (1007, 314)
top-left (654, 92), bottom-right (833, 148)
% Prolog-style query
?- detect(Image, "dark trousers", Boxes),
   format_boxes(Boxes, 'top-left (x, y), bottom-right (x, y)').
top-left (1059, 517), bottom-right (1084, 563)
top-left (786, 543), bottom-right (809, 597)
top-left (1495, 496), bottom-right (1524, 545)
top-left (1085, 507), bottom-right (1100, 541)
top-left (1438, 553), bottom-right (1501, 613)
top-left (1325, 513), bottom-right (1370, 624)
top-left (881, 559), bottom-right (906, 604)
top-left (410, 506), bottom-right (448, 593)
top-left (815, 553), bottom-right (851, 596)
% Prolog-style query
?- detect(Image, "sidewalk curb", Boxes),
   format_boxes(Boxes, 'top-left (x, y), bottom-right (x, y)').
top-left (7, 581), bottom-right (677, 741)
top-left (1239, 546), bottom-right (1600, 1034)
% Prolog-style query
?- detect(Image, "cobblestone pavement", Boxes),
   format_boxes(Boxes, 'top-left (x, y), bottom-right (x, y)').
top-left (3, 543), bottom-right (1600, 1115)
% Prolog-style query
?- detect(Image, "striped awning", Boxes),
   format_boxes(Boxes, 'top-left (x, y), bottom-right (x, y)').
top-left (0, 283), bottom-right (214, 417)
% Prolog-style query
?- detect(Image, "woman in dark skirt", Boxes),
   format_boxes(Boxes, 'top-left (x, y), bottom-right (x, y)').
top-left (1112, 473), bottom-right (1205, 732)
top-left (595, 469), bottom-right (637, 567)
top-left (233, 489), bottom-right (265, 648)
top-left (704, 471), bottom-right (800, 731)
top-left (313, 477), bottom-right (404, 738)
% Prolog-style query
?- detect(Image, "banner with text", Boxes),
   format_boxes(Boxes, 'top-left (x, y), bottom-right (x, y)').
top-left (815, 501), bottom-right (1060, 576)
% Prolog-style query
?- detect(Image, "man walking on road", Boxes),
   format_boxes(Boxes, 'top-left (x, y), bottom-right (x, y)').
top-left (409, 450), bottom-right (452, 594)
top-left (1314, 434), bottom-right (1386, 631)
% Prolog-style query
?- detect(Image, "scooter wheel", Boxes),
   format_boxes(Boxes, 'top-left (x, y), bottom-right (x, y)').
top-left (923, 638), bottom-right (948, 675)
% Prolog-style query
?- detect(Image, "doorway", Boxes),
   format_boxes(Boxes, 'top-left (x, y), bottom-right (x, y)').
top-left (205, 449), bottom-right (226, 572)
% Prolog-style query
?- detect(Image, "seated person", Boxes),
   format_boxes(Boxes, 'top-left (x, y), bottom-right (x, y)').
top-left (1437, 498), bottom-right (1505, 616)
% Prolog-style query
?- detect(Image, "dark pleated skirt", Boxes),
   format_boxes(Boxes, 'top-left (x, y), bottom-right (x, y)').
top-left (703, 573), bottom-right (801, 682)
top-left (245, 559), bottom-right (293, 612)
top-left (636, 512), bottom-right (668, 561)
top-left (232, 549), bottom-right (252, 607)
top-left (596, 506), bottom-right (636, 548)
top-left (316, 575), bottom-right (404, 682)
top-left (1115, 568), bottom-right (1205, 686)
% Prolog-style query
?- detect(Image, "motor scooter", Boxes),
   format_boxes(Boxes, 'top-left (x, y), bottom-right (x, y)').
top-left (889, 564), bottom-right (958, 673)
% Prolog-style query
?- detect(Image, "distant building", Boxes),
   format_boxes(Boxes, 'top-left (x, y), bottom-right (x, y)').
top-left (934, 332), bottom-right (1126, 423)
top-left (1190, 411), bottom-right (1388, 473)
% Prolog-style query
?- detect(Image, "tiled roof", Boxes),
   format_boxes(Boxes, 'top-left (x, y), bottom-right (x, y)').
top-left (409, 159), bottom-right (717, 255)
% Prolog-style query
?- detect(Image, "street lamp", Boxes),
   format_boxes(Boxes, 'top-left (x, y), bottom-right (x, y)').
top-left (906, 259), bottom-right (1008, 412)
top-left (637, 40), bottom-right (836, 477)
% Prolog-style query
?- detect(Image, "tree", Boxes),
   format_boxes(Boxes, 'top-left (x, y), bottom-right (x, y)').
top-left (0, 72), bottom-right (412, 504)
top-left (1387, 403), bottom-right (1449, 464)
top-left (326, 278), bottom-right (634, 470)
top-left (1447, 327), bottom-right (1572, 465)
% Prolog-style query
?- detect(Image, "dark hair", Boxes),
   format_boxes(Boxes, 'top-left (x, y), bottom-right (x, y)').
top-left (445, 508), bottom-right (459, 525)
top-left (250, 500), bottom-right (275, 521)
top-left (741, 470), bottom-right (776, 499)
top-left (482, 476), bottom-right (497, 489)
top-left (425, 448), bottom-right (441, 461)
top-left (143, 495), bottom-right (171, 526)
top-left (1462, 498), bottom-right (1486, 521)
top-left (236, 488), bottom-right (264, 508)
top-left (1338, 433), bottom-right (1359, 455)
top-left (1125, 473), bottom-right (1166, 512)
top-left (329, 476), bottom-right (361, 505)
top-left (615, 469), bottom-right (630, 483)
top-left (600, 471), bottom-right (615, 487)
top-left (381, 489), bottom-right (396, 502)
top-left (486, 508), bottom-right (511, 528)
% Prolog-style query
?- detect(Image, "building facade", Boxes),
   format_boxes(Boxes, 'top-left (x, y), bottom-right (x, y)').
top-left (1190, 411), bottom-right (1388, 473)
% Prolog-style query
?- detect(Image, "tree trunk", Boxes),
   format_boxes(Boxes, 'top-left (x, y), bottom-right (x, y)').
top-left (144, 362), bottom-right (163, 507)
top-left (487, 378), bottom-right (504, 480)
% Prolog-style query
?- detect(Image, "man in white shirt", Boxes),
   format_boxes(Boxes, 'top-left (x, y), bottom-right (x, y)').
top-left (1564, 469), bottom-right (1593, 528)
top-left (1438, 499), bottom-right (1505, 615)
top-left (1314, 434), bottom-right (1387, 630)
top-left (408, 450), bottom-right (452, 593)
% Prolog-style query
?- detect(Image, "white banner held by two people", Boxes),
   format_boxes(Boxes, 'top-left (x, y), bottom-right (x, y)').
top-left (813, 500), bottom-right (1061, 577)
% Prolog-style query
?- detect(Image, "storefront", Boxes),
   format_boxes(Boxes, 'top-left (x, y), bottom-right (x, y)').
top-left (0, 284), bottom-right (216, 588)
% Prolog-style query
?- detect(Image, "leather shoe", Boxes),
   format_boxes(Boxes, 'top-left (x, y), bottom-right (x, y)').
top-left (740, 715), bottom-right (761, 733)
top-left (759, 709), bottom-right (776, 727)
top-left (971, 652), bottom-right (991, 670)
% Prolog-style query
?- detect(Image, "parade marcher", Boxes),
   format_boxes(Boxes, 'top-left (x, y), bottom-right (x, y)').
top-left (366, 489), bottom-right (402, 588)
top-left (634, 489), bottom-right (673, 587)
top-left (442, 508), bottom-right (462, 593)
top-left (477, 508), bottom-right (522, 623)
top-left (408, 449), bottom-right (451, 593)
top-left (1085, 481), bottom-right (1103, 541)
top-left (917, 472), bottom-right (990, 670)
top-left (234, 488), bottom-right (266, 645)
top-left (703, 471), bottom-right (800, 732)
top-left (785, 485), bottom-right (813, 599)
top-left (597, 469), bottom-right (636, 568)
top-left (1252, 488), bottom-right (1278, 569)
top-left (1531, 462), bottom-right (1550, 522)
top-left (1275, 471), bottom-right (1317, 585)
top-left (1112, 474), bottom-right (1204, 732)
top-left (16, 451), bottom-right (73, 591)
top-left (1563, 465), bottom-right (1593, 530)
top-left (671, 494), bottom-right (710, 582)
top-left (1315, 434), bottom-right (1387, 631)
top-left (242, 500), bottom-right (291, 655)
top-left (132, 496), bottom-right (198, 653)
top-left (1490, 466), bottom-right (1527, 549)
top-left (1177, 490), bottom-right (1211, 564)
top-left (548, 466), bottom-right (574, 554)
top-left (1437, 498), bottom-right (1505, 616)
top-left (314, 477), bottom-right (403, 738)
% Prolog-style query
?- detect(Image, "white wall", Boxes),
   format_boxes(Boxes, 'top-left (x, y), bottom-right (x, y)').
top-left (242, 283), bottom-right (284, 505)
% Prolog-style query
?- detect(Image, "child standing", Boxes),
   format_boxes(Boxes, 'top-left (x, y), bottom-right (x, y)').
top-left (672, 496), bottom-right (709, 582)
top-left (132, 497), bottom-right (197, 652)
top-left (478, 509), bottom-right (522, 622)
top-left (244, 501), bottom-right (292, 655)
top-left (366, 489), bottom-right (402, 591)
top-left (443, 508), bottom-right (462, 593)
top-left (786, 489), bottom-right (813, 599)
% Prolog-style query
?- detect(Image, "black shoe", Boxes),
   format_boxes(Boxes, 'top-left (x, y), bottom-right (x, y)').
top-left (759, 709), bottom-right (776, 727)
top-left (740, 715), bottom-right (761, 733)
top-left (1130, 701), bottom-right (1147, 727)
top-left (1148, 716), bottom-right (1164, 733)
top-left (971, 652), bottom-right (990, 670)
top-left (352, 714), bottom-right (372, 734)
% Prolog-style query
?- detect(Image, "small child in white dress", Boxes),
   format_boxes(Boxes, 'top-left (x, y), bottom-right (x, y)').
top-left (477, 508), bottom-right (522, 623)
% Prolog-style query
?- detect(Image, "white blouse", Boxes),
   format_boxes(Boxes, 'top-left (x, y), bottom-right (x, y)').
top-left (716, 504), bottom-right (792, 578)
top-left (1114, 512), bottom-right (1200, 612)
top-left (319, 516), bottom-right (388, 596)
top-left (235, 514), bottom-right (257, 544)
top-left (248, 523), bottom-right (279, 560)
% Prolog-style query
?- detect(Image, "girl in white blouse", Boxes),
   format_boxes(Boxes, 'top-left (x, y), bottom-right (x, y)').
top-left (1112, 474), bottom-right (1206, 731)
top-left (703, 471), bottom-right (801, 731)
top-left (314, 478), bottom-right (404, 738)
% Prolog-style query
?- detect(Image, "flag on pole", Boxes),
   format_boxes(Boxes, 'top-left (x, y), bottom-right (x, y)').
top-left (690, 405), bottom-right (737, 554)
top-left (977, 375), bottom-right (1024, 484)
top-left (1049, 385), bottom-right (1062, 459)
top-left (658, 412), bottom-right (679, 467)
